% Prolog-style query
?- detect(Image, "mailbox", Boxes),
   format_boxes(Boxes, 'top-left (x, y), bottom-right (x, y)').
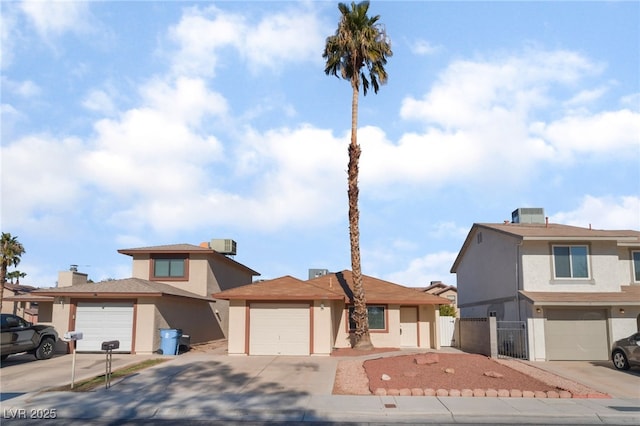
top-left (63, 331), bottom-right (83, 341)
top-left (101, 340), bottom-right (120, 351)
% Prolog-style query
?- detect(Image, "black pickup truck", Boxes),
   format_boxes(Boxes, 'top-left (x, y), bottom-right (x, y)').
top-left (1, 314), bottom-right (58, 361)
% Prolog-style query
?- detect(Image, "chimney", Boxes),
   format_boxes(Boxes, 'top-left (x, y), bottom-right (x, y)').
top-left (58, 269), bottom-right (88, 287)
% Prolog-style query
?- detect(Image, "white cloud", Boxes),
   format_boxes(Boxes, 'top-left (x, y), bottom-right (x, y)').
top-left (19, 0), bottom-right (91, 38)
top-left (243, 9), bottom-right (325, 72)
top-left (384, 251), bottom-right (459, 287)
top-left (400, 49), bottom-right (598, 128)
top-left (0, 4), bottom-right (21, 69)
top-left (620, 93), bottom-right (640, 109)
top-left (1, 134), bottom-right (86, 231)
top-left (550, 195), bottom-right (640, 230)
top-left (409, 39), bottom-right (442, 56)
top-left (531, 109), bottom-right (640, 160)
top-left (167, 3), bottom-right (324, 77)
top-left (82, 89), bottom-right (116, 115)
top-left (167, 5), bottom-right (243, 77)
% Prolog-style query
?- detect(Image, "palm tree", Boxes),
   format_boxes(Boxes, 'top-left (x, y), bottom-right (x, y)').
top-left (323, 1), bottom-right (392, 349)
top-left (1, 233), bottom-right (26, 311)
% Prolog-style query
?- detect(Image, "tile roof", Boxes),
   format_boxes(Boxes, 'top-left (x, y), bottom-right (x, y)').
top-left (214, 270), bottom-right (451, 305)
top-left (33, 278), bottom-right (214, 301)
top-left (520, 286), bottom-right (640, 306)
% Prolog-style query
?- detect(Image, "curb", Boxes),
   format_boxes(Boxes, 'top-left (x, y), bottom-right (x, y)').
top-left (372, 387), bottom-right (611, 398)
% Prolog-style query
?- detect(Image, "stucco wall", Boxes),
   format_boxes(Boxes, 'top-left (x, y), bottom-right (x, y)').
top-left (227, 300), bottom-right (247, 355)
top-left (522, 240), bottom-right (623, 292)
top-left (312, 300), bottom-right (332, 355)
top-left (152, 296), bottom-right (223, 352)
top-left (456, 228), bottom-right (519, 310)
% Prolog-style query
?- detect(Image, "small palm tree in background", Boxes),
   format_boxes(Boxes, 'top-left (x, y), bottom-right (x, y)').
top-left (323, 1), bottom-right (392, 349)
top-left (1, 233), bottom-right (26, 311)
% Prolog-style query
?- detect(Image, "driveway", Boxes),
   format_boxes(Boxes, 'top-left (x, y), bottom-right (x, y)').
top-left (0, 351), bottom-right (161, 399)
top-left (530, 359), bottom-right (640, 399)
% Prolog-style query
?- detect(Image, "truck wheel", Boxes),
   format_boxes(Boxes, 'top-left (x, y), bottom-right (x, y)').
top-left (35, 337), bottom-right (55, 360)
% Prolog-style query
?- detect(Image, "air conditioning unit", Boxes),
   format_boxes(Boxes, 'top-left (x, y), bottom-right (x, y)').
top-left (210, 239), bottom-right (237, 255)
top-left (511, 208), bottom-right (545, 224)
top-left (309, 269), bottom-right (329, 280)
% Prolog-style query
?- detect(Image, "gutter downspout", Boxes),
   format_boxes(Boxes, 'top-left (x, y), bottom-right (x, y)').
top-left (516, 240), bottom-right (523, 323)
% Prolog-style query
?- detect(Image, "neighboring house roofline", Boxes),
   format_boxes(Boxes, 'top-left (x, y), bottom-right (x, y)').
top-left (118, 243), bottom-right (261, 277)
top-left (2, 294), bottom-right (54, 302)
top-left (33, 277), bottom-right (215, 302)
top-left (451, 222), bottom-right (640, 273)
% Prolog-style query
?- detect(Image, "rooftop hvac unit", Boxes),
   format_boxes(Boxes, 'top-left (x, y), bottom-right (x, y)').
top-left (309, 269), bottom-right (329, 280)
top-left (511, 208), bottom-right (545, 224)
top-left (210, 239), bottom-right (237, 255)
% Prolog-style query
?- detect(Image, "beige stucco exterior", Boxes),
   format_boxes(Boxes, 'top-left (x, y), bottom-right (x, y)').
top-left (226, 299), bottom-right (440, 356)
top-left (32, 243), bottom-right (259, 355)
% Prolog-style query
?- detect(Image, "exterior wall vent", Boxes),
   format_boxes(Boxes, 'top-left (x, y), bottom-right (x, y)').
top-left (511, 208), bottom-right (545, 224)
top-left (210, 239), bottom-right (237, 255)
top-left (309, 269), bottom-right (329, 280)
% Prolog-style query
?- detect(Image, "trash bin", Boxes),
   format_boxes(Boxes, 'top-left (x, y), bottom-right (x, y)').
top-left (159, 328), bottom-right (182, 355)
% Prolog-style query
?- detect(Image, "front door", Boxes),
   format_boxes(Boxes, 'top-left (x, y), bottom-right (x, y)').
top-left (400, 307), bottom-right (418, 347)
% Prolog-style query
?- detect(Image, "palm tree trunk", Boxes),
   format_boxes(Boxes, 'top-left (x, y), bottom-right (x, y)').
top-left (349, 80), bottom-right (373, 350)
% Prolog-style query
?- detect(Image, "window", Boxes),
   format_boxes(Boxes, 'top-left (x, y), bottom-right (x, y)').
top-left (633, 251), bottom-right (640, 282)
top-left (152, 256), bottom-right (187, 279)
top-left (553, 245), bottom-right (589, 278)
top-left (348, 305), bottom-right (386, 330)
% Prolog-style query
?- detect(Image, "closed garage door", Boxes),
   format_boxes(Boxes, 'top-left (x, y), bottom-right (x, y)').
top-left (545, 309), bottom-right (608, 360)
top-left (75, 302), bottom-right (134, 352)
top-left (249, 303), bottom-right (310, 355)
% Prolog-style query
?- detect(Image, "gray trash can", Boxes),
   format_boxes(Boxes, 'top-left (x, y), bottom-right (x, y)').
top-left (159, 328), bottom-right (182, 355)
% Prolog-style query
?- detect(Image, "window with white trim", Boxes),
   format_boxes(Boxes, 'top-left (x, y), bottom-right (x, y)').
top-left (552, 245), bottom-right (589, 279)
top-left (633, 251), bottom-right (640, 282)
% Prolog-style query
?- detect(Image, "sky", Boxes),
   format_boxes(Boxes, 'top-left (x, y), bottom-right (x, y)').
top-left (1, 0), bottom-right (639, 289)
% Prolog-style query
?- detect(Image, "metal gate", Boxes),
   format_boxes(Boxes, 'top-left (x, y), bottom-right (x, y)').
top-left (496, 321), bottom-right (528, 359)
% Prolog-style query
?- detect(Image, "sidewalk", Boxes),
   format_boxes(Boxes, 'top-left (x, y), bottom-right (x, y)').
top-left (2, 352), bottom-right (639, 424)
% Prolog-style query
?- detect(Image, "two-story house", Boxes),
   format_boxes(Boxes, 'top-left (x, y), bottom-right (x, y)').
top-left (34, 240), bottom-right (259, 354)
top-left (451, 208), bottom-right (640, 361)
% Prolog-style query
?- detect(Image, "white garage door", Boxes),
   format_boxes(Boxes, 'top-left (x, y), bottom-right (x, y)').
top-left (249, 303), bottom-right (310, 355)
top-left (75, 302), bottom-right (134, 352)
top-left (545, 309), bottom-right (608, 360)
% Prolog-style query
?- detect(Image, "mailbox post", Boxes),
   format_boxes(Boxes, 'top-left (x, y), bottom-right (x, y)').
top-left (101, 340), bottom-right (119, 389)
top-left (62, 331), bottom-right (83, 389)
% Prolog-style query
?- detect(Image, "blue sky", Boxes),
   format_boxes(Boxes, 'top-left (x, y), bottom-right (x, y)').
top-left (2, 1), bottom-right (639, 288)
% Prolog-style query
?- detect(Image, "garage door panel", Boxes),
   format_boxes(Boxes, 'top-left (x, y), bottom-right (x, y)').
top-left (545, 309), bottom-right (608, 361)
top-left (75, 302), bottom-right (134, 352)
top-left (249, 303), bottom-right (310, 355)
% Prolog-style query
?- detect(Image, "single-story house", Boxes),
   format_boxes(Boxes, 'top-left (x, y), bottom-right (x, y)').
top-left (213, 270), bottom-right (451, 356)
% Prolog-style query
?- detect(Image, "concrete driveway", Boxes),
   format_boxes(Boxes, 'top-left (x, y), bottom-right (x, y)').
top-left (530, 360), bottom-right (640, 399)
top-left (0, 351), bottom-right (161, 398)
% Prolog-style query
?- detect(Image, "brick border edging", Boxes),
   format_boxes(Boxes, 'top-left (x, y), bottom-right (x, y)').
top-left (373, 388), bottom-right (611, 399)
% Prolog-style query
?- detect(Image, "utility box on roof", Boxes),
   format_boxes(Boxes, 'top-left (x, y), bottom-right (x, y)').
top-left (210, 239), bottom-right (237, 255)
top-left (511, 208), bottom-right (545, 224)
